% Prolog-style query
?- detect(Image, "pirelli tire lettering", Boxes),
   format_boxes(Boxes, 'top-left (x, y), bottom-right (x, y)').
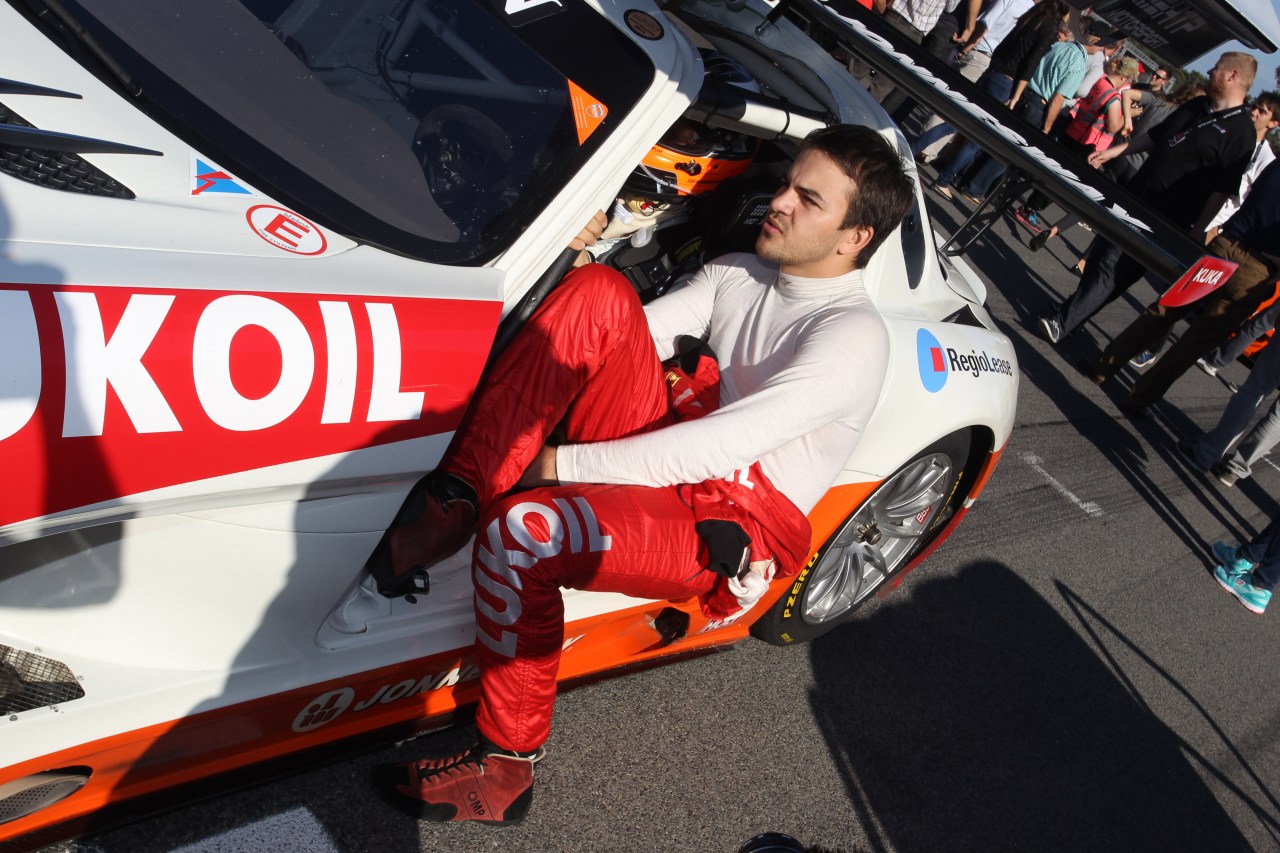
top-left (749, 430), bottom-right (974, 646)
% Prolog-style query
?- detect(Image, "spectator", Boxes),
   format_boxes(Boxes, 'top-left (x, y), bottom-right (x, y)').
top-left (1021, 56), bottom-right (1141, 249)
top-left (1081, 83), bottom-right (1207, 290)
top-left (1085, 155), bottom-right (1279, 418)
top-left (1073, 24), bottom-right (1123, 101)
top-left (1197, 294), bottom-right (1280, 379)
top-left (856, 0), bottom-right (964, 108)
top-left (912, 0), bottom-right (1033, 162)
top-left (1036, 51), bottom-right (1257, 349)
top-left (926, 0), bottom-right (1069, 201)
top-left (1015, 22), bottom-right (1089, 133)
top-left (1106, 78), bottom-right (1201, 185)
top-left (1209, 523), bottom-right (1280, 615)
top-left (953, 24), bottom-right (1116, 205)
top-left (884, 0), bottom-right (984, 125)
top-left (1207, 92), bottom-right (1280, 235)
top-left (1181, 330), bottom-right (1280, 487)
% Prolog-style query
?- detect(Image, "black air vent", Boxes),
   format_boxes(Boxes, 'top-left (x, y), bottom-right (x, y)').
top-left (0, 645), bottom-right (85, 715)
top-left (0, 101), bottom-right (134, 198)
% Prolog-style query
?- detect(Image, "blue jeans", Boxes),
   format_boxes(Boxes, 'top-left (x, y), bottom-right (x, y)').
top-left (934, 70), bottom-right (1014, 189)
top-left (1192, 334), bottom-right (1280, 482)
top-left (963, 92), bottom-right (1050, 198)
top-left (1204, 299), bottom-right (1280, 369)
top-left (1242, 512), bottom-right (1280, 590)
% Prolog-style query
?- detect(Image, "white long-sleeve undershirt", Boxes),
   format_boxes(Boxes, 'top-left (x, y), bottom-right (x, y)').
top-left (555, 253), bottom-right (890, 515)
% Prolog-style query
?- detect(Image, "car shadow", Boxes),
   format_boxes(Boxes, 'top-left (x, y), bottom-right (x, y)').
top-left (807, 561), bottom-right (1272, 851)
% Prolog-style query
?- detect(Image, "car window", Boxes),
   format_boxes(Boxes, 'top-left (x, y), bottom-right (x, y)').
top-left (34, 0), bottom-right (654, 264)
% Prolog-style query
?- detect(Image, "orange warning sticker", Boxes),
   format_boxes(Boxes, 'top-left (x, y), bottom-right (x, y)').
top-left (568, 80), bottom-right (607, 145)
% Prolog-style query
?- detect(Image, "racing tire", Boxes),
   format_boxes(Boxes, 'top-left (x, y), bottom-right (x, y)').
top-left (750, 429), bottom-right (974, 646)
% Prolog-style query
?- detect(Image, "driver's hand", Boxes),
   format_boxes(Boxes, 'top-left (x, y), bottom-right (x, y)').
top-left (570, 209), bottom-right (608, 267)
top-left (569, 209), bottom-right (608, 252)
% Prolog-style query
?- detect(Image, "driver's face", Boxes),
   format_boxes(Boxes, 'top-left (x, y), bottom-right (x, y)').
top-left (756, 149), bottom-right (860, 277)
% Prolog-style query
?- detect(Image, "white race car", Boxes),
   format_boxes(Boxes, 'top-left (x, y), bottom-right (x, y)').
top-left (0, 0), bottom-right (1016, 844)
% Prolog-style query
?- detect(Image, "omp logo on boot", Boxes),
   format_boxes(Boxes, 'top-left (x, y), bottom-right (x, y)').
top-left (917, 328), bottom-right (948, 393)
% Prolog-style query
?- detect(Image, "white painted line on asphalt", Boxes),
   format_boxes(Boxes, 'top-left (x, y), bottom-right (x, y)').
top-left (1263, 457), bottom-right (1280, 475)
top-left (168, 807), bottom-right (339, 853)
top-left (1019, 452), bottom-right (1105, 518)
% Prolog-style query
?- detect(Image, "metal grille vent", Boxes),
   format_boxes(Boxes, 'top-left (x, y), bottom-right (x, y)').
top-left (0, 772), bottom-right (90, 825)
top-left (0, 645), bottom-right (85, 715)
top-left (0, 101), bottom-right (135, 199)
top-left (0, 782), bottom-right (61, 823)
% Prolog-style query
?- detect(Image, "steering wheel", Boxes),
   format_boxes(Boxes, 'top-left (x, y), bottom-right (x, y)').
top-left (415, 105), bottom-right (515, 237)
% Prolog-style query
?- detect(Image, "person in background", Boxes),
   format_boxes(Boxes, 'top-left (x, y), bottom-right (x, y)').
top-left (1209, 520), bottom-right (1280, 615)
top-left (1085, 82), bottom-right (1206, 291)
top-left (926, 0), bottom-right (1068, 201)
top-left (1036, 52), bottom-right (1256, 349)
top-left (911, 0), bottom-right (1033, 163)
top-left (856, 0), bottom-right (962, 108)
top-left (1107, 73), bottom-right (1193, 186)
top-left (1206, 92), bottom-right (1280, 239)
top-left (1180, 324), bottom-right (1280, 488)
top-left (1084, 150), bottom-right (1278, 419)
top-left (884, 0), bottom-right (983, 125)
top-left (1020, 56), bottom-right (1140, 248)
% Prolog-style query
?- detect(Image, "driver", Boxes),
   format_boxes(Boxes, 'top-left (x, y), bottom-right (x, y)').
top-left (369, 123), bottom-right (913, 825)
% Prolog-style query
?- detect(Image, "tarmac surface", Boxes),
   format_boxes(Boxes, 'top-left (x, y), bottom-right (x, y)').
top-left (32, 161), bottom-right (1280, 853)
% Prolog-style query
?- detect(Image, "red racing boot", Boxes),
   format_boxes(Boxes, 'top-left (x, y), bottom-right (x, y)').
top-left (375, 743), bottom-right (543, 824)
top-left (364, 471), bottom-right (477, 598)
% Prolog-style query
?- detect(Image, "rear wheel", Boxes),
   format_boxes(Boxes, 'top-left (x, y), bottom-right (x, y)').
top-left (750, 430), bottom-right (973, 645)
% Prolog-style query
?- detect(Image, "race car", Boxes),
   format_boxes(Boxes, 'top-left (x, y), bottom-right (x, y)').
top-left (0, 0), bottom-right (1016, 846)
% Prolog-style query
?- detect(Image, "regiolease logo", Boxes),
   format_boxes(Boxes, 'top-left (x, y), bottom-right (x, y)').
top-left (917, 328), bottom-right (948, 392)
top-left (917, 328), bottom-right (1013, 393)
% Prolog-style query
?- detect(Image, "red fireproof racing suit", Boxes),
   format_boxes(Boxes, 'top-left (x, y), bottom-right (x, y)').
top-left (441, 264), bottom-right (812, 754)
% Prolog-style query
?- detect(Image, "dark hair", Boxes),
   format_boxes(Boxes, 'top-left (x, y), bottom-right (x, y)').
top-left (798, 124), bottom-right (913, 266)
top-left (1171, 83), bottom-right (1205, 107)
top-left (1254, 90), bottom-right (1280, 118)
top-left (1019, 0), bottom-right (1068, 33)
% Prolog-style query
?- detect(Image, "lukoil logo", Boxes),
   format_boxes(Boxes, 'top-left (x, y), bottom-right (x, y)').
top-left (917, 328), bottom-right (948, 392)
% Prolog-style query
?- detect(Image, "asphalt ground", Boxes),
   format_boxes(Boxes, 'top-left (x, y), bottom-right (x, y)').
top-left (32, 161), bottom-right (1280, 853)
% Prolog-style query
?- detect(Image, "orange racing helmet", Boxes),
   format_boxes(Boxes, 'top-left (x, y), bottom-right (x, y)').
top-left (625, 52), bottom-right (760, 198)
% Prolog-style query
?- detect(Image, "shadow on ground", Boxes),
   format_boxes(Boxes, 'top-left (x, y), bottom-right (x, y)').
top-left (808, 561), bottom-right (1269, 852)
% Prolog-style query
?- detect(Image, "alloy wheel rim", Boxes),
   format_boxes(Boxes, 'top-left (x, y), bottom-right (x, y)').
top-left (801, 452), bottom-right (955, 625)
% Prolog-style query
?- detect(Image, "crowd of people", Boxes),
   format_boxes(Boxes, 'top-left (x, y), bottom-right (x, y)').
top-left (858, 4), bottom-right (1280, 616)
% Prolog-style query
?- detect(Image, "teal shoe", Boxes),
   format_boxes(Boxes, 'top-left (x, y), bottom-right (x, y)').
top-left (1212, 541), bottom-right (1255, 579)
top-left (1214, 565), bottom-right (1271, 614)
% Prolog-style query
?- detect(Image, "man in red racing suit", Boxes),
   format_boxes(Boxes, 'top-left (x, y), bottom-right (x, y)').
top-left (370, 124), bottom-right (914, 825)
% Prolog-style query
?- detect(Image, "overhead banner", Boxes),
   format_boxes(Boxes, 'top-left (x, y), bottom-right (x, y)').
top-left (1092, 0), bottom-right (1237, 65)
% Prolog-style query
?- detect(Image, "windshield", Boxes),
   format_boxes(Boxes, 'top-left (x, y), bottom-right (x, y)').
top-left (32, 0), bottom-right (654, 264)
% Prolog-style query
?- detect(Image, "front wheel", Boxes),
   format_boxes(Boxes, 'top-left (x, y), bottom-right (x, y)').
top-left (750, 430), bottom-right (973, 645)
